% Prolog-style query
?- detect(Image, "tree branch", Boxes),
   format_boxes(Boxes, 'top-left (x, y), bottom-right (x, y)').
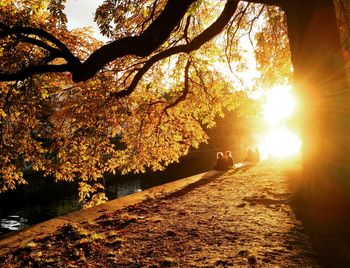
top-left (19, 36), bottom-right (60, 55)
top-left (183, 15), bottom-right (192, 44)
top-left (73, 0), bottom-right (197, 82)
top-left (0, 0), bottom-right (277, 83)
top-left (112, 0), bottom-right (238, 98)
top-left (141, 0), bottom-right (160, 32)
top-left (1, 25), bottom-right (78, 64)
top-left (0, 25), bottom-right (80, 81)
top-left (1, 0), bottom-right (198, 82)
top-left (164, 60), bottom-right (191, 113)
top-left (225, 3), bottom-right (250, 72)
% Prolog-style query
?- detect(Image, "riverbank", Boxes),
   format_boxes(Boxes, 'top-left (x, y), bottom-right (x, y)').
top-left (0, 151), bottom-right (217, 235)
top-left (0, 170), bottom-right (224, 255)
top-left (1, 157), bottom-right (349, 267)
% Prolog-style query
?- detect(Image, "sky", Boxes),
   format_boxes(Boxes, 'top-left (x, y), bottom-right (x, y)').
top-left (64, 0), bottom-right (109, 42)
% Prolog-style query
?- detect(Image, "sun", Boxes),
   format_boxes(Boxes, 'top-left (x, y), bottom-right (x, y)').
top-left (257, 85), bottom-right (302, 160)
top-left (263, 86), bottom-right (296, 125)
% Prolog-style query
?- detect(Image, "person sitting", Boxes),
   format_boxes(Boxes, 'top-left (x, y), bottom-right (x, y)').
top-left (244, 147), bottom-right (260, 162)
top-left (224, 151), bottom-right (234, 168)
top-left (214, 152), bottom-right (227, 171)
top-left (244, 147), bottom-right (255, 162)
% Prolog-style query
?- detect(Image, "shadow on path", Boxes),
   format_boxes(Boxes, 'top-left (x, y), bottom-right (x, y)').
top-left (164, 164), bottom-right (250, 200)
top-left (163, 170), bottom-right (225, 199)
top-left (285, 167), bottom-right (350, 268)
top-left (291, 200), bottom-right (350, 267)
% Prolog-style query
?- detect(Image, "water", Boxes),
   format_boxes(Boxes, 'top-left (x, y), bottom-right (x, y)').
top-left (0, 152), bottom-right (216, 236)
top-left (0, 179), bottom-right (82, 235)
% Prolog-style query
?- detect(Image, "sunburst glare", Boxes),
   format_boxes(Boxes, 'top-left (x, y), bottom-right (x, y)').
top-left (258, 85), bottom-right (302, 160)
top-left (258, 128), bottom-right (301, 160)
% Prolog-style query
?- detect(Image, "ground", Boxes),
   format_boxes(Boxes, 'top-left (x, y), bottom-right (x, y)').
top-left (1, 158), bottom-right (349, 267)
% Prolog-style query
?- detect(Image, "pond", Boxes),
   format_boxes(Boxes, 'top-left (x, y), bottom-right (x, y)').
top-left (0, 152), bottom-right (216, 236)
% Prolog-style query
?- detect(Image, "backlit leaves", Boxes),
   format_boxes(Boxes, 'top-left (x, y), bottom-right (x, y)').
top-left (254, 6), bottom-right (292, 88)
top-left (94, 0), bottom-right (167, 38)
top-left (0, 0), bottom-right (292, 207)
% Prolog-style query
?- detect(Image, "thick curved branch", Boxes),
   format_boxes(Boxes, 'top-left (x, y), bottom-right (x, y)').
top-left (0, 0), bottom-right (280, 83)
top-left (113, 0), bottom-right (238, 98)
top-left (0, 25), bottom-right (80, 81)
top-left (74, 0), bottom-right (197, 82)
top-left (1, 26), bottom-right (78, 64)
top-left (19, 36), bottom-right (67, 64)
top-left (1, 0), bottom-right (196, 82)
top-left (19, 36), bottom-right (60, 55)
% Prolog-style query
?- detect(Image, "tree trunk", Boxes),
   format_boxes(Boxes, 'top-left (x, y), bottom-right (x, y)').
top-left (284, 0), bottom-right (350, 222)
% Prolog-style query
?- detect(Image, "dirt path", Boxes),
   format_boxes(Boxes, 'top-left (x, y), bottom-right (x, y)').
top-left (0, 159), bottom-right (323, 267)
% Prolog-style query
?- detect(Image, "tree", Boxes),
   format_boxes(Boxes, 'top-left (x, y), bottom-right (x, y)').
top-left (1, 0), bottom-right (349, 210)
top-left (284, 0), bottom-right (350, 219)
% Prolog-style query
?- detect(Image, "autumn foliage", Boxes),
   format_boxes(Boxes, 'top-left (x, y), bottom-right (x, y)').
top-left (3, 0), bottom-right (348, 206)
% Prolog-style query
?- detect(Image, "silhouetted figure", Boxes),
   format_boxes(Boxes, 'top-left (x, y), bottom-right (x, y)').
top-left (244, 147), bottom-right (255, 162)
top-left (214, 152), bottom-right (227, 171)
top-left (224, 151), bottom-right (234, 168)
top-left (214, 151), bottom-right (234, 171)
top-left (245, 147), bottom-right (260, 162)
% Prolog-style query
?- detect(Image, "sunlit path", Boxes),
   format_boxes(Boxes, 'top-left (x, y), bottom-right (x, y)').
top-left (0, 160), bottom-right (323, 267)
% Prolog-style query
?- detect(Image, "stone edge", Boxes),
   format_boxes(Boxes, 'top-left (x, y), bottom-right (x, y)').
top-left (0, 170), bottom-right (223, 255)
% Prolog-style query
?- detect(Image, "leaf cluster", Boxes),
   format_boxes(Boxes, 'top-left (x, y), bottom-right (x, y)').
top-left (94, 0), bottom-right (167, 39)
top-left (254, 6), bottom-right (292, 89)
top-left (0, 0), bottom-right (291, 206)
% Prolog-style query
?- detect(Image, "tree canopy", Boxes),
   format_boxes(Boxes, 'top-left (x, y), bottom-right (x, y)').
top-left (1, 0), bottom-right (349, 205)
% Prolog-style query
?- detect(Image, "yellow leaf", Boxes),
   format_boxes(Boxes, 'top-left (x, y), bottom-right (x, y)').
top-left (0, 109), bottom-right (6, 118)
